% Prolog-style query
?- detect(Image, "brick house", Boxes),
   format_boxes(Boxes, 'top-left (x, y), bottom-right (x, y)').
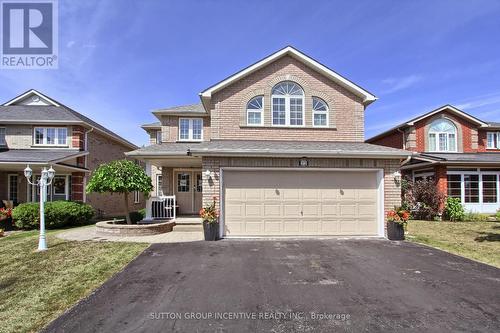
top-left (127, 46), bottom-right (411, 238)
top-left (0, 89), bottom-right (143, 216)
top-left (367, 104), bottom-right (500, 213)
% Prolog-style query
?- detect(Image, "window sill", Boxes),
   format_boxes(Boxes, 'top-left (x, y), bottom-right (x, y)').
top-left (176, 140), bottom-right (203, 143)
top-left (240, 125), bottom-right (336, 130)
top-left (31, 145), bottom-right (70, 148)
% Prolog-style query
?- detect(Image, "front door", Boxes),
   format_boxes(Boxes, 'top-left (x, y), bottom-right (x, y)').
top-left (174, 170), bottom-right (203, 215)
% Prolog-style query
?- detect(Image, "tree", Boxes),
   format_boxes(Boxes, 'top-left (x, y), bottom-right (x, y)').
top-left (86, 159), bottom-right (153, 224)
top-left (402, 178), bottom-right (446, 220)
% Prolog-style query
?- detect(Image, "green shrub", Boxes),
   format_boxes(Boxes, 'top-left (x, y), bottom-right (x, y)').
top-left (12, 201), bottom-right (94, 230)
top-left (444, 197), bottom-right (465, 221)
top-left (129, 210), bottom-right (145, 224)
top-left (464, 212), bottom-right (489, 222)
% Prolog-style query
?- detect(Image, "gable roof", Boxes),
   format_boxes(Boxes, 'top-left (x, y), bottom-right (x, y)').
top-left (1, 89), bottom-right (137, 149)
top-left (151, 102), bottom-right (207, 120)
top-left (366, 104), bottom-right (491, 143)
top-left (199, 46), bottom-right (377, 110)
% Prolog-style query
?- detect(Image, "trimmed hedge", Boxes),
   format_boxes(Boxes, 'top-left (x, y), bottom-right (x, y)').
top-left (12, 201), bottom-right (94, 230)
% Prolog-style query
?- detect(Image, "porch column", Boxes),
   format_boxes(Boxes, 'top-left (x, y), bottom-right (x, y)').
top-left (145, 161), bottom-right (152, 219)
top-left (71, 172), bottom-right (85, 202)
top-left (435, 165), bottom-right (447, 212)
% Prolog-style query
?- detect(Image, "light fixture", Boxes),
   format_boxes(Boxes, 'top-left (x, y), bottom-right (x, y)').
top-left (24, 165), bottom-right (32, 179)
top-left (204, 169), bottom-right (212, 177)
top-left (299, 158), bottom-right (308, 167)
top-left (47, 166), bottom-right (55, 180)
top-left (394, 171), bottom-right (402, 187)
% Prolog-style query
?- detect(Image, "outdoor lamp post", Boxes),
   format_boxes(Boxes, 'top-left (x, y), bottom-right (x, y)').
top-left (24, 165), bottom-right (56, 251)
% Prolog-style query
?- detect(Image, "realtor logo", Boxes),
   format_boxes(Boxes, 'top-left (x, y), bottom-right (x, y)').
top-left (1, 0), bottom-right (58, 69)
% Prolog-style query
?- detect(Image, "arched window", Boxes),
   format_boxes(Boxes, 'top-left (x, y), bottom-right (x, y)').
top-left (312, 97), bottom-right (328, 127)
top-left (247, 96), bottom-right (263, 126)
top-left (428, 119), bottom-right (457, 152)
top-left (271, 81), bottom-right (304, 126)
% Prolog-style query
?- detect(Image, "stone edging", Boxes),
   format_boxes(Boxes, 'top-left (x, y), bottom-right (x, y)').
top-left (96, 220), bottom-right (175, 236)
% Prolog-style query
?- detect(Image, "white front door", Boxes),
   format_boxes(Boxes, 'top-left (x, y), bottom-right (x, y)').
top-left (174, 170), bottom-right (202, 215)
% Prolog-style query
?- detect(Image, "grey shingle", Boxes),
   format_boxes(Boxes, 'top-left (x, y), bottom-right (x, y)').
top-left (421, 153), bottom-right (500, 163)
top-left (127, 140), bottom-right (410, 158)
top-left (0, 149), bottom-right (87, 163)
top-left (152, 103), bottom-right (206, 115)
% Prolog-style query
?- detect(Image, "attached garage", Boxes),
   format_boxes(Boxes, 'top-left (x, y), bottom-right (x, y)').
top-left (221, 169), bottom-right (384, 237)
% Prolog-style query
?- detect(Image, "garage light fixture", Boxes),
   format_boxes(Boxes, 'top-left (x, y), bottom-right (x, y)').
top-left (394, 171), bottom-right (402, 187)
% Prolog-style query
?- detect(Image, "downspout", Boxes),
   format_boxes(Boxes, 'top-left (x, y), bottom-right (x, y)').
top-left (82, 127), bottom-right (94, 203)
top-left (397, 128), bottom-right (406, 150)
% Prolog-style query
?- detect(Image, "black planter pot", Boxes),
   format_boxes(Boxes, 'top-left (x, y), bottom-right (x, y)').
top-left (203, 221), bottom-right (219, 241)
top-left (387, 221), bottom-right (405, 240)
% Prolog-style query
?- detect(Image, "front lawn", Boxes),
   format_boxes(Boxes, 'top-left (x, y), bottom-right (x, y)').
top-left (0, 230), bottom-right (148, 333)
top-left (407, 220), bottom-right (500, 268)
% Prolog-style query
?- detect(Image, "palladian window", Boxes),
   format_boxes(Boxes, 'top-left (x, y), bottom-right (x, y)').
top-left (312, 97), bottom-right (328, 127)
top-left (271, 81), bottom-right (304, 126)
top-left (247, 96), bottom-right (263, 126)
top-left (428, 119), bottom-right (457, 152)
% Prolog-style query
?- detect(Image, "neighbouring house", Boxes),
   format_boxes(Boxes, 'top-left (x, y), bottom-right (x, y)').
top-left (366, 105), bottom-right (500, 213)
top-left (0, 89), bottom-right (143, 216)
top-left (127, 46), bottom-right (411, 238)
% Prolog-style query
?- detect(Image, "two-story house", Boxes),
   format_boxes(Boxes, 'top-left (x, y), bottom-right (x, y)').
top-left (0, 89), bottom-right (143, 216)
top-left (127, 46), bottom-right (410, 238)
top-left (367, 105), bottom-right (500, 213)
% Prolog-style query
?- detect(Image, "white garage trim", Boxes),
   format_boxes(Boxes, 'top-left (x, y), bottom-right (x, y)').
top-left (219, 167), bottom-right (385, 239)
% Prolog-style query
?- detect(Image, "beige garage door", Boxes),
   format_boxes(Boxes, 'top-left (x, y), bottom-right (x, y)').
top-left (223, 170), bottom-right (379, 236)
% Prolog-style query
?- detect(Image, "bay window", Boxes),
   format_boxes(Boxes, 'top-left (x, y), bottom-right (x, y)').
top-left (34, 127), bottom-right (67, 145)
top-left (271, 81), bottom-right (304, 126)
top-left (178, 118), bottom-right (203, 141)
top-left (0, 127), bottom-right (5, 146)
top-left (428, 119), bottom-right (457, 152)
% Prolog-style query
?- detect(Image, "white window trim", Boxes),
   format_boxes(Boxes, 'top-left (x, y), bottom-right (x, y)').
top-left (29, 174), bottom-right (71, 201)
top-left (246, 96), bottom-right (264, 126)
top-left (52, 175), bottom-right (69, 197)
top-left (156, 130), bottom-right (162, 144)
top-left (428, 132), bottom-right (457, 152)
top-left (178, 118), bottom-right (203, 142)
top-left (133, 191), bottom-right (140, 203)
top-left (447, 169), bottom-right (500, 207)
top-left (0, 127), bottom-right (6, 146)
top-left (312, 97), bottom-right (329, 128)
top-left (271, 95), bottom-right (305, 127)
top-left (486, 132), bottom-right (500, 149)
top-left (33, 127), bottom-right (68, 146)
top-left (156, 174), bottom-right (163, 196)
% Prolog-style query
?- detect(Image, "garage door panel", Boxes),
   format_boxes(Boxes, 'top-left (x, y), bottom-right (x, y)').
top-left (224, 170), bottom-right (379, 237)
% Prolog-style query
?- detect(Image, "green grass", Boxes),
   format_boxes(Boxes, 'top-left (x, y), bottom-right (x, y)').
top-left (407, 220), bottom-right (500, 268)
top-left (0, 230), bottom-right (148, 333)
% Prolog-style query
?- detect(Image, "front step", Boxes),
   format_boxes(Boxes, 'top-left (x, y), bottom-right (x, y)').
top-left (173, 224), bottom-right (203, 232)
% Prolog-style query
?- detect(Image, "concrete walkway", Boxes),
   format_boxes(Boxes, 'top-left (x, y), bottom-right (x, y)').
top-left (56, 225), bottom-right (204, 243)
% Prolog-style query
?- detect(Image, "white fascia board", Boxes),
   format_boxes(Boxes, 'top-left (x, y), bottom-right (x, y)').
top-left (188, 149), bottom-right (411, 159)
top-left (407, 105), bottom-right (488, 127)
top-left (3, 89), bottom-right (60, 106)
top-left (199, 46), bottom-right (377, 105)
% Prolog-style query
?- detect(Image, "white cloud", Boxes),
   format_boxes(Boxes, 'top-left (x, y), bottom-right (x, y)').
top-left (455, 92), bottom-right (500, 110)
top-left (381, 74), bottom-right (423, 94)
top-left (66, 40), bottom-right (75, 48)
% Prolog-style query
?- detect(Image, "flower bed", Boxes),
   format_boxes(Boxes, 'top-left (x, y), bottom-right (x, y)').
top-left (96, 220), bottom-right (174, 237)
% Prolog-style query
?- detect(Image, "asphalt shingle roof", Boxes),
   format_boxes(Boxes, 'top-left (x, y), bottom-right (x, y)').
top-left (0, 149), bottom-right (87, 163)
top-left (153, 103), bottom-right (206, 114)
top-left (127, 140), bottom-right (410, 158)
top-left (421, 153), bottom-right (500, 163)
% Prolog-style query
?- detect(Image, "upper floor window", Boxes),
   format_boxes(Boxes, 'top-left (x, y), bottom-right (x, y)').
top-left (247, 96), bottom-right (263, 126)
top-left (312, 97), bottom-right (328, 127)
top-left (34, 127), bottom-right (67, 146)
top-left (428, 119), bottom-right (457, 152)
top-left (156, 130), bottom-right (162, 144)
top-left (271, 81), bottom-right (304, 126)
top-left (0, 127), bottom-right (5, 146)
top-left (179, 118), bottom-right (203, 141)
top-left (486, 132), bottom-right (500, 149)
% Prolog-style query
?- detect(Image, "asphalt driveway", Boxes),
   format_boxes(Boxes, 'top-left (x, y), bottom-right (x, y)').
top-left (44, 239), bottom-right (500, 332)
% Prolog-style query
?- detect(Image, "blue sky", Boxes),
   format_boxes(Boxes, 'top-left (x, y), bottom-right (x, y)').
top-left (1, 0), bottom-right (499, 145)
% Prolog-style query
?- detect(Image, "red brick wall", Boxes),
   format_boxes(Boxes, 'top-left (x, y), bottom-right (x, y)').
top-left (71, 172), bottom-right (85, 201)
top-left (369, 130), bottom-right (403, 149)
top-left (414, 112), bottom-right (478, 152)
top-left (477, 130), bottom-right (500, 152)
top-left (72, 125), bottom-right (85, 150)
